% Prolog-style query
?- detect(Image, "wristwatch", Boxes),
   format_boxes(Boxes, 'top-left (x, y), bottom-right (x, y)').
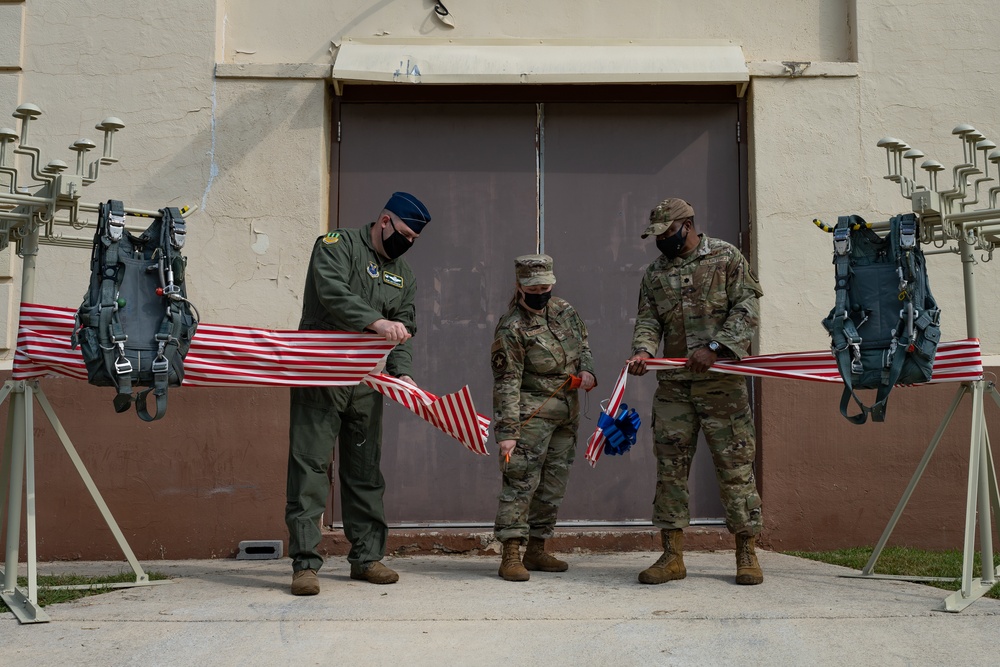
top-left (707, 340), bottom-right (721, 354)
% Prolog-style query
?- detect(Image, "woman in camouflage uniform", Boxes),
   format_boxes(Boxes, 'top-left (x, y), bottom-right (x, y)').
top-left (490, 254), bottom-right (596, 581)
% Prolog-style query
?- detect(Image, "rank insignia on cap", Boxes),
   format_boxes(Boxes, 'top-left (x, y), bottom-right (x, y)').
top-left (322, 231), bottom-right (340, 245)
top-left (367, 261), bottom-right (380, 278)
top-left (383, 271), bottom-right (404, 289)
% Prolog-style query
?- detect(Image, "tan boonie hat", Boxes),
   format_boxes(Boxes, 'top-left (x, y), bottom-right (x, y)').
top-left (641, 198), bottom-right (695, 238)
top-left (514, 254), bottom-right (557, 286)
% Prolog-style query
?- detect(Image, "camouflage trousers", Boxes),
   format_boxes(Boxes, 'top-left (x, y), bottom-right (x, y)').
top-left (494, 414), bottom-right (577, 542)
top-left (651, 375), bottom-right (762, 536)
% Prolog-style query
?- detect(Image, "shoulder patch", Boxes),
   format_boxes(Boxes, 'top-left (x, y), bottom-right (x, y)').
top-left (383, 271), bottom-right (404, 289)
top-left (491, 350), bottom-right (509, 372)
top-left (322, 231), bottom-right (341, 245)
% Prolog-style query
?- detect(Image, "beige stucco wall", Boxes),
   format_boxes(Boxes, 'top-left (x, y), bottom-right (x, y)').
top-left (0, 1), bottom-right (24, 352)
top-left (4, 0), bottom-right (1000, 558)
top-left (8, 0), bottom-right (329, 333)
top-left (4, 0), bottom-right (999, 353)
top-left (754, 0), bottom-right (1000, 354)
top-left (221, 0), bottom-right (852, 65)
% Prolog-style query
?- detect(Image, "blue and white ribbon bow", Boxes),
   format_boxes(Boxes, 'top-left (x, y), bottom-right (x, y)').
top-left (597, 403), bottom-right (642, 456)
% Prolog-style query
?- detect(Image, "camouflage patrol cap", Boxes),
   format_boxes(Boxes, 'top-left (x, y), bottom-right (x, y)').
top-left (641, 198), bottom-right (695, 238)
top-left (514, 254), bottom-right (557, 286)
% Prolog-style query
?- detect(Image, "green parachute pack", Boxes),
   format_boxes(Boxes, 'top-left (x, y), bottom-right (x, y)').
top-left (72, 200), bottom-right (198, 421)
top-left (822, 213), bottom-right (941, 424)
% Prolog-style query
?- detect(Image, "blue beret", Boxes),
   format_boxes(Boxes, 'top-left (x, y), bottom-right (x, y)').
top-left (384, 192), bottom-right (431, 233)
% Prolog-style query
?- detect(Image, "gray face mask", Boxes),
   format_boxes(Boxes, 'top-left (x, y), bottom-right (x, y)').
top-left (521, 289), bottom-right (552, 310)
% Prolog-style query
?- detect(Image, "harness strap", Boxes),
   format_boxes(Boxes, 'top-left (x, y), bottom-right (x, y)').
top-left (135, 387), bottom-right (167, 422)
top-left (96, 200), bottom-right (136, 411)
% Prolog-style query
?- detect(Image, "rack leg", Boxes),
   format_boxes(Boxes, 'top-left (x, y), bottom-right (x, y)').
top-left (0, 383), bottom-right (49, 623)
top-left (33, 385), bottom-right (149, 583)
top-left (2, 389), bottom-right (26, 596)
top-left (940, 380), bottom-right (997, 612)
top-left (857, 384), bottom-right (968, 576)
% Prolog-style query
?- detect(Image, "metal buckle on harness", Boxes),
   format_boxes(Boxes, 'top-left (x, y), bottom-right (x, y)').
top-left (152, 340), bottom-right (170, 375)
top-left (833, 226), bottom-right (851, 256)
top-left (896, 266), bottom-right (908, 294)
top-left (115, 356), bottom-right (133, 375)
top-left (849, 342), bottom-right (863, 374)
top-left (152, 356), bottom-right (169, 374)
top-left (170, 220), bottom-right (186, 250)
top-left (899, 215), bottom-right (917, 250)
top-left (886, 338), bottom-right (898, 368)
top-left (108, 213), bottom-right (126, 242)
top-left (114, 341), bottom-right (132, 374)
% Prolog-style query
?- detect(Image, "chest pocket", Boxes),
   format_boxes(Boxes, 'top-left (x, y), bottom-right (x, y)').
top-left (380, 277), bottom-right (404, 316)
top-left (696, 261), bottom-right (730, 310)
top-left (524, 334), bottom-right (562, 374)
top-left (359, 264), bottom-right (403, 316)
top-left (651, 274), bottom-right (681, 323)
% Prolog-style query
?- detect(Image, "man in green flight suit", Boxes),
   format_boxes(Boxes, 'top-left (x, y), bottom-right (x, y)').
top-left (286, 192), bottom-right (430, 596)
top-left (626, 197), bottom-right (765, 586)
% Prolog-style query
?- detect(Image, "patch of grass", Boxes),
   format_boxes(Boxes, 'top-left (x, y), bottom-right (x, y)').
top-left (784, 546), bottom-right (1000, 600)
top-left (0, 571), bottom-right (169, 612)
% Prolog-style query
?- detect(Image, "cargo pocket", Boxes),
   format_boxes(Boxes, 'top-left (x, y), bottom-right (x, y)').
top-left (525, 342), bottom-right (559, 374)
top-left (726, 405), bottom-right (757, 466)
top-left (79, 327), bottom-right (114, 386)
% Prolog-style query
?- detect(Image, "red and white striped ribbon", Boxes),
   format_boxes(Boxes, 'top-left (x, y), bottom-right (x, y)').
top-left (363, 373), bottom-right (490, 455)
top-left (13, 303), bottom-right (490, 454)
top-left (642, 339), bottom-right (984, 383)
top-left (584, 339), bottom-right (984, 467)
top-left (584, 366), bottom-right (629, 467)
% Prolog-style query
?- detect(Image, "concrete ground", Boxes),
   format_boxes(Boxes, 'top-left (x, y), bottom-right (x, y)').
top-left (2, 550), bottom-right (998, 666)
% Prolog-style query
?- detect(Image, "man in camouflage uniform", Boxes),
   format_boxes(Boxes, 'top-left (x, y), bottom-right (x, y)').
top-left (286, 192), bottom-right (430, 596)
top-left (626, 198), bottom-right (765, 586)
top-left (491, 254), bottom-right (596, 581)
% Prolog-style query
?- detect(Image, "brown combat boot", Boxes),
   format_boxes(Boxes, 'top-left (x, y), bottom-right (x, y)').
top-left (638, 529), bottom-right (686, 584)
top-left (522, 536), bottom-right (569, 572)
top-left (498, 538), bottom-right (530, 581)
top-left (350, 560), bottom-right (399, 584)
top-left (735, 534), bottom-right (764, 585)
top-left (291, 568), bottom-right (320, 596)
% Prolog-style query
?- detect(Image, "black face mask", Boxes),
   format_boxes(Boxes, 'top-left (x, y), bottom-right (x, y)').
top-left (381, 219), bottom-right (413, 260)
top-left (656, 223), bottom-right (689, 258)
top-left (521, 289), bottom-right (552, 311)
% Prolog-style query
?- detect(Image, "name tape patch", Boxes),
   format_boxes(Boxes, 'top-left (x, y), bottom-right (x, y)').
top-left (383, 271), bottom-right (404, 289)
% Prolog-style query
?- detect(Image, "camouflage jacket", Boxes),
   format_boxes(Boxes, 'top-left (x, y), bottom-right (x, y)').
top-left (491, 297), bottom-right (595, 441)
top-left (631, 234), bottom-right (762, 381)
top-left (298, 224), bottom-right (416, 378)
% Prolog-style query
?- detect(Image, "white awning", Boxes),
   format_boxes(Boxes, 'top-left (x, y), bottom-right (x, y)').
top-left (332, 39), bottom-right (749, 95)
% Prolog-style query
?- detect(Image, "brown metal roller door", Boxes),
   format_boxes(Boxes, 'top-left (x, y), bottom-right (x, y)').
top-left (332, 92), bottom-right (745, 526)
top-left (334, 102), bottom-right (538, 524)
top-left (542, 102), bottom-right (742, 522)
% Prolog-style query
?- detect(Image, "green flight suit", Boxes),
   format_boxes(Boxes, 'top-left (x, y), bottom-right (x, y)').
top-left (286, 224), bottom-right (416, 572)
top-left (491, 296), bottom-right (595, 542)
top-left (631, 234), bottom-right (764, 536)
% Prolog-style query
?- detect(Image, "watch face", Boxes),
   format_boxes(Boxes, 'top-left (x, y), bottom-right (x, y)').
top-left (709, 341), bottom-right (720, 352)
